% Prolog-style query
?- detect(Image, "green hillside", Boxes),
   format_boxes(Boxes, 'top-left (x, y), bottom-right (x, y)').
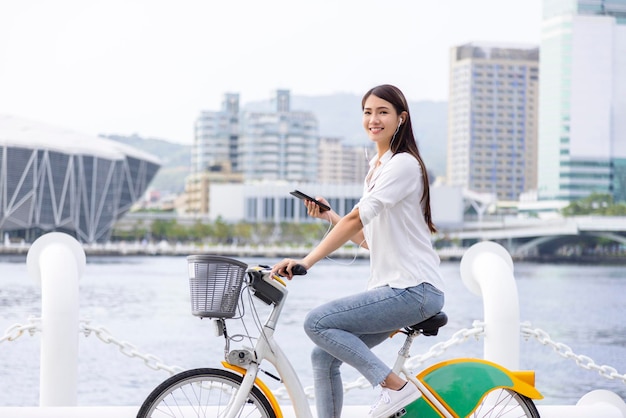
top-left (102, 133), bottom-right (191, 193)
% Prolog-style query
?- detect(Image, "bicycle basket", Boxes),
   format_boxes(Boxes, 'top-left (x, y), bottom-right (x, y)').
top-left (187, 255), bottom-right (248, 318)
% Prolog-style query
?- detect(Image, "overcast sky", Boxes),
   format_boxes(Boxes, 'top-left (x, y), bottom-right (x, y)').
top-left (0, 0), bottom-right (542, 144)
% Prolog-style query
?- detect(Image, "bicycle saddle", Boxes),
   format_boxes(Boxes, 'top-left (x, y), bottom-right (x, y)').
top-left (407, 311), bottom-right (448, 336)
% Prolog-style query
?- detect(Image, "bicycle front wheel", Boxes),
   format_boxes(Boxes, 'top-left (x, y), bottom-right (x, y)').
top-left (137, 368), bottom-right (277, 418)
top-left (469, 388), bottom-right (540, 418)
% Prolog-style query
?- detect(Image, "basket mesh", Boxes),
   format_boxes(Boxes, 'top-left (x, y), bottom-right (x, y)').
top-left (187, 255), bottom-right (247, 318)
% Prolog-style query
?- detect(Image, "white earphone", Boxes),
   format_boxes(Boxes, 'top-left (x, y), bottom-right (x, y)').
top-left (398, 118), bottom-right (403, 127)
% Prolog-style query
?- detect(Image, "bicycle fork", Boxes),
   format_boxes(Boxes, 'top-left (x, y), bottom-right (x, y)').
top-left (220, 323), bottom-right (314, 418)
top-left (220, 361), bottom-right (262, 418)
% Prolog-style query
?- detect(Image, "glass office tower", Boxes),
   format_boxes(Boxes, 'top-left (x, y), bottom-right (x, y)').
top-left (538, 0), bottom-right (626, 201)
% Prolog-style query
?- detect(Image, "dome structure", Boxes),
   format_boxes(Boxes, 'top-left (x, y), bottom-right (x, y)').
top-left (0, 114), bottom-right (161, 243)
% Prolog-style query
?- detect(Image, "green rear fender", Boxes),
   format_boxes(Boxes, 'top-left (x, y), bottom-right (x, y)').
top-left (413, 358), bottom-right (542, 417)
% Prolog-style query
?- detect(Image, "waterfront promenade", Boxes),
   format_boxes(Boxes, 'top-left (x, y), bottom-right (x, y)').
top-left (4, 215), bottom-right (626, 262)
top-left (0, 240), bottom-right (469, 261)
top-left (0, 406), bottom-right (374, 417)
top-left (3, 234), bottom-right (625, 417)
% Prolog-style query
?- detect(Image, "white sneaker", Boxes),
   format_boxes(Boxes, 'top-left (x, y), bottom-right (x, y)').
top-left (369, 382), bottom-right (420, 418)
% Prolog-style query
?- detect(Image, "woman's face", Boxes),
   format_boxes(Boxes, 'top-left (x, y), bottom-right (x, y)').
top-left (362, 94), bottom-right (400, 148)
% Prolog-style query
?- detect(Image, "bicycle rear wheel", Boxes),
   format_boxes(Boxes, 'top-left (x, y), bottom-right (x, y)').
top-left (469, 388), bottom-right (540, 417)
top-left (137, 368), bottom-right (277, 418)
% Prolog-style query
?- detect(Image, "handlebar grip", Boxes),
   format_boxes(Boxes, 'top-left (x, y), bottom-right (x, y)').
top-left (291, 264), bottom-right (308, 276)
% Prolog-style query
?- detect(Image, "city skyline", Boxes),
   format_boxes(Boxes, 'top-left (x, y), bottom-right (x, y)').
top-left (0, 0), bottom-right (542, 145)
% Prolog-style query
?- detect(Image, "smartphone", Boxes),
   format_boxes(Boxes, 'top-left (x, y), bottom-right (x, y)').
top-left (290, 190), bottom-right (331, 212)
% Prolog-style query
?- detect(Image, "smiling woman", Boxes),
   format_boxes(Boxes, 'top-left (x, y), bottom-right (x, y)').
top-left (270, 84), bottom-right (446, 418)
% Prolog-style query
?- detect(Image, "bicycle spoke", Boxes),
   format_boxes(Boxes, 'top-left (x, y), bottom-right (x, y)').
top-left (469, 388), bottom-right (539, 418)
top-left (138, 369), bottom-right (275, 418)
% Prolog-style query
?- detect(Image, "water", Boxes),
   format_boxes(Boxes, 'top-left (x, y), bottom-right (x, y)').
top-left (1, 254), bottom-right (625, 408)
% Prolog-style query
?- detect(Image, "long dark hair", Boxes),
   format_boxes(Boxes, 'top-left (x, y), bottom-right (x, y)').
top-left (361, 84), bottom-right (437, 234)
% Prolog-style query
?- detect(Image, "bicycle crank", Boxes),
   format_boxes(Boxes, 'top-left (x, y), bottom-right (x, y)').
top-left (387, 408), bottom-right (407, 418)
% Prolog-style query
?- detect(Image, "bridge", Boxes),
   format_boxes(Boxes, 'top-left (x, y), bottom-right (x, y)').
top-left (442, 216), bottom-right (626, 259)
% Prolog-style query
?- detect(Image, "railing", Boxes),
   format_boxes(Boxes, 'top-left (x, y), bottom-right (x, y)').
top-left (1, 233), bottom-right (626, 417)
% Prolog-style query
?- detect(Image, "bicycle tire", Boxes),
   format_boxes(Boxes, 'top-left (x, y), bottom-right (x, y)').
top-left (136, 368), bottom-right (277, 418)
top-left (469, 388), bottom-right (540, 418)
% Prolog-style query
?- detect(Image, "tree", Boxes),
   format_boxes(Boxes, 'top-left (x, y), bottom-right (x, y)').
top-left (188, 220), bottom-right (213, 242)
top-left (213, 216), bottom-right (233, 244)
top-left (232, 222), bottom-right (253, 244)
top-left (561, 193), bottom-right (626, 216)
top-left (150, 219), bottom-right (172, 241)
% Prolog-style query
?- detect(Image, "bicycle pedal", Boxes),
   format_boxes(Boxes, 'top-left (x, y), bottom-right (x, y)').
top-left (387, 408), bottom-right (407, 418)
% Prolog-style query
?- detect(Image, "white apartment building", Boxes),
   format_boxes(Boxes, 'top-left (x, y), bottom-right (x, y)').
top-left (538, 0), bottom-right (626, 202)
top-left (192, 93), bottom-right (240, 174)
top-left (447, 42), bottom-right (539, 201)
top-left (239, 90), bottom-right (319, 182)
top-left (187, 90), bottom-right (368, 216)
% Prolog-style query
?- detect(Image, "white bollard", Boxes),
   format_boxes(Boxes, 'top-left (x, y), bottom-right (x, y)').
top-left (537, 390), bottom-right (626, 417)
top-left (459, 241), bottom-right (520, 370)
top-left (26, 232), bottom-right (86, 406)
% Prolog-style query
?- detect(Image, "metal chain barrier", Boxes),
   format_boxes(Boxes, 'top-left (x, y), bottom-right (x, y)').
top-left (521, 321), bottom-right (626, 385)
top-left (0, 316), bottom-right (40, 343)
top-left (4, 315), bottom-right (625, 401)
top-left (2, 317), bottom-right (184, 375)
top-left (80, 319), bottom-right (185, 375)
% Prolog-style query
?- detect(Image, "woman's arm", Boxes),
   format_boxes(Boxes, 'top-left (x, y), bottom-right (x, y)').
top-left (302, 208), bottom-right (363, 268)
top-left (305, 199), bottom-right (367, 248)
top-left (273, 207), bottom-right (365, 277)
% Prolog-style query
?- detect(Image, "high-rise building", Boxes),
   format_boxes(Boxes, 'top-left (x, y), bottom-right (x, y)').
top-left (186, 90), bottom-right (321, 215)
top-left (192, 93), bottom-right (240, 174)
top-left (447, 42), bottom-right (540, 201)
top-left (538, 0), bottom-right (626, 201)
top-left (239, 90), bottom-right (319, 182)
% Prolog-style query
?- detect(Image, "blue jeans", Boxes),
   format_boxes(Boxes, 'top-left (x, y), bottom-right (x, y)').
top-left (303, 282), bottom-right (444, 418)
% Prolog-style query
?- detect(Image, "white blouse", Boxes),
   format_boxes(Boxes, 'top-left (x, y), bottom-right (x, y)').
top-left (356, 150), bottom-right (444, 291)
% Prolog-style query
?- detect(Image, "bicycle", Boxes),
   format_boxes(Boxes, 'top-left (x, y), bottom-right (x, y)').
top-left (137, 255), bottom-right (543, 418)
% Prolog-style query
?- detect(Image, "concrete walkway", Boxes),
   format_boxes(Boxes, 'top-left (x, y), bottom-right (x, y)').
top-left (4, 404), bottom-right (626, 417)
top-left (0, 405), bottom-right (373, 417)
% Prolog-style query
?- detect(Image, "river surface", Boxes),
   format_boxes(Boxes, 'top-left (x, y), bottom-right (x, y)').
top-left (1, 254), bottom-right (625, 407)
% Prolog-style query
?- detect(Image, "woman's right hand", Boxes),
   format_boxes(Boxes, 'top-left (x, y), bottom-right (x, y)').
top-left (304, 197), bottom-right (332, 220)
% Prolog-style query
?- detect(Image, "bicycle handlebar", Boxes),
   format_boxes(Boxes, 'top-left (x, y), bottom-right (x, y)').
top-left (245, 264), bottom-right (306, 306)
top-left (289, 264), bottom-right (308, 276)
